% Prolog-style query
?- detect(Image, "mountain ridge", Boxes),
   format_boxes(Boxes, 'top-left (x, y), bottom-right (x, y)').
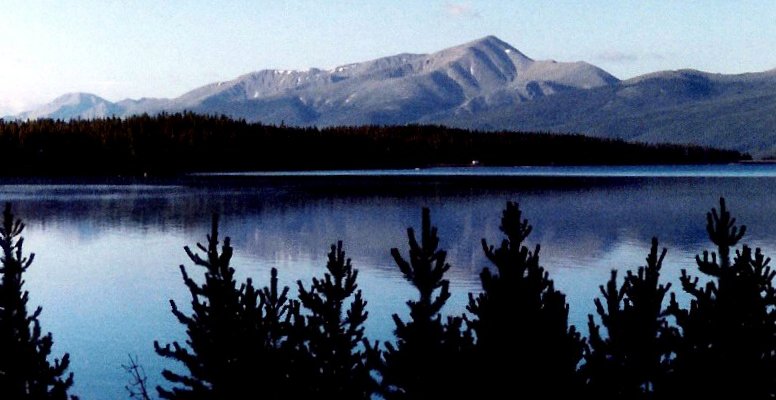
top-left (11, 35), bottom-right (776, 156)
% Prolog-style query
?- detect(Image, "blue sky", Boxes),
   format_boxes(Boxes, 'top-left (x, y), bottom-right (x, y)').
top-left (2, 1), bottom-right (775, 114)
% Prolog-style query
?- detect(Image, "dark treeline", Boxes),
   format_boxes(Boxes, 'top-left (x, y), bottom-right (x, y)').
top-left (0, 113), bottom-right (747, 175)
top-left (3, 198), bottom-right (776, 399)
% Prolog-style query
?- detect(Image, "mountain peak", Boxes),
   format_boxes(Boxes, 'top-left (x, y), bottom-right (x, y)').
top-left (453, 35), bottom-right (531, 61)
top-left (469, 35), bottom-right (511, 48)
top-left (52, 92), bottom-right (107, 106)
top-left (17, 92), bottom-right (118, 120)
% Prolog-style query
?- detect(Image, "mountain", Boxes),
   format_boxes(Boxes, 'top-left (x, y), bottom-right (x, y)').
top-left (13, 36), bottom-right (776, 157)
top-left (16, 93), bottom-right (123, 120)
top-left (167, 35), bottom-right (618, 126)
top-left (13, 36), bottom-right (615, 123)
top-left (447, 68), bottom-right (776, 156)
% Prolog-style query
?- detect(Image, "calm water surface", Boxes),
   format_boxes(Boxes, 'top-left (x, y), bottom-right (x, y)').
top-left (6, 165), bottom-right (776, 399)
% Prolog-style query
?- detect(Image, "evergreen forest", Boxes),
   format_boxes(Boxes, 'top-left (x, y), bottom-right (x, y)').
top-left (2, 197), bottom-right (776, 399)
top-left (0, 113), bottom-right (747, 176)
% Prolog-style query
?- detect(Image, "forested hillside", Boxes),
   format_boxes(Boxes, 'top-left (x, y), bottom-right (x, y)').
top-left (0, 113), bottom-right (746, 176)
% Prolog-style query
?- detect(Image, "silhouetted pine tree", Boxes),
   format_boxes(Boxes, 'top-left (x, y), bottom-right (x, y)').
top-left (380, 208), bottom-right (473, 400)
top-left (584, 237), bottom-right (676, 399)
top-left (296, 241), bottom-right (375, 399)
top-left (667, 198), bottom-right (776, 398)
top-left (0, 203), bottom-right (76, 399)
top-left (154, 214), bottom-right (302, 399)
top-left (466, 201), bottom-right (584, 398)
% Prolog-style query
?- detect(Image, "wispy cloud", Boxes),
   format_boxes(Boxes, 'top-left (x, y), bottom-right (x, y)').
top-left (595, 50), bottom-right (668, 64)
top-left (444, 2), bottom-right (481, 18)
top-left (595, 51), bottom-right (638, 63)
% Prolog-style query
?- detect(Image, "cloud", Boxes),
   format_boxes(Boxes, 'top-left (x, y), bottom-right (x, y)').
top-left (444, 2), bottom-right (481, 18)
top-left (647, 53), bottom-right (668, 61)
top-left (595, 50), bottom-right (669, 64)
top-left (595, 51), bottom-right (638, 63)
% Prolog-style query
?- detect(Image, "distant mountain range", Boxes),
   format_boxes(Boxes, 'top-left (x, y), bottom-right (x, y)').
top-left (12, 36), bottom-right (776, 157)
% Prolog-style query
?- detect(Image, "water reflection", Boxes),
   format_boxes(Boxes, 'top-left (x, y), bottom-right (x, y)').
top-left (4, 172), bottom-right (776, 399)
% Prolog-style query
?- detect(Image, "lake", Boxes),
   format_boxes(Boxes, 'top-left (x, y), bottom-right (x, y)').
top-left (6, 164), bottom-right (776, 399)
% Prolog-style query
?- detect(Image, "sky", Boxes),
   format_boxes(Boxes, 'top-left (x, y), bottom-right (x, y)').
top-left (2, 0), bottom-right (776, 115)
